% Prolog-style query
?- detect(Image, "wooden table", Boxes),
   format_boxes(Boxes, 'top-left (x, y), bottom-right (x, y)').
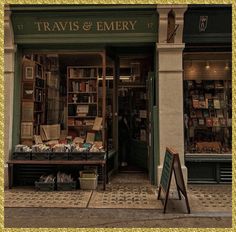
top-left (7, 159), bottom-right (107, 190)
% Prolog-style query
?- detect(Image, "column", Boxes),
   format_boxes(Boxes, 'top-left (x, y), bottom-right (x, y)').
top-left (4, 5), bottom-right (15, 187)
top-left (156, 5), bottom-right (188, 186)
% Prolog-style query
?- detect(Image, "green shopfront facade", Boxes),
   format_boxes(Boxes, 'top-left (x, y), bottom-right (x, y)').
top-left (4, 4), bottom-right (231, 187)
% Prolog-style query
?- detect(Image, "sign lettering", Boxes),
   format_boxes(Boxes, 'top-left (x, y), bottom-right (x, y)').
top-left (34, 20), bottom-right (137, 32)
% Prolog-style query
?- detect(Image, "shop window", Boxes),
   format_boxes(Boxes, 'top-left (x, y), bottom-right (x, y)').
top-left (184, 58), bottom-right (232, 154)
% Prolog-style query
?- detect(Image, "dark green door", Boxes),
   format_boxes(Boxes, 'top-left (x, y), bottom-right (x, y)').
top-left (147, 72), bottom-right (156, 184)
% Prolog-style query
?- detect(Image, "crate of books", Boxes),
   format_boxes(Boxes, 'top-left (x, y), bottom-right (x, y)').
top-left (31, 144), bottom-right (51, 160)
top-left (56, 172), bottom-right (76, 191)
top-left (86, 152), bottom-right (106, 160)
top-left (35, 174), bottom-right (55, 191)
top-left (13, 145), bottom-right (32, 160)
top-left (12, 152), bottom-right (31, 160)
top-left (51, 144), bottom-right (70, 160)
top-left (79, 170), bottom-right (98, 190)
top-left (68, 144), bottom-right (89, 160)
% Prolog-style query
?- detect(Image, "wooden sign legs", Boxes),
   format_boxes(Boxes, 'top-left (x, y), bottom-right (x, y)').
top-left (158, 148), bottom-right (191, 214)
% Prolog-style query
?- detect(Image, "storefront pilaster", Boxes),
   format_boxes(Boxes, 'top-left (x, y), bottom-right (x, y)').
top-left (156, 5), bottom-right (188, 186)
top-left (4, 5), bottom-right (15, 187)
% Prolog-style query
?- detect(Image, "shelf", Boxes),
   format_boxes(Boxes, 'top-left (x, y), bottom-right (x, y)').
top-left (68, 77), bottom-right (97, 80)
top-left (68, 102), bottom-right (97, 105)
top-left (67, 125), bottom-right (93, 127)
top-left (68, 92), bottom-right (97, 94)
top-left (118, 84), bottom-right (146, 88)
top-left (68, 116), bottom-right (96, 118)
top-left (35, 86), bottom-right (44, 90)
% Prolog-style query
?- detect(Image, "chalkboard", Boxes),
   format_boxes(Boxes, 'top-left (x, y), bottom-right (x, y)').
top-left (158, 147), bottom-right (190, 214)
top-left (159, 148), bottom-right (174, 192)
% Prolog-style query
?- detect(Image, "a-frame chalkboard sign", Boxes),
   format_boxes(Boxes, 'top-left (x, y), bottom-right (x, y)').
top-left (157, 147), bottom-right (190, 214)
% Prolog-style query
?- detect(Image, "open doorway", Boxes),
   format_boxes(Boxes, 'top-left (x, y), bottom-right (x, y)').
top-left (116, 53), bottom-right (154, 174)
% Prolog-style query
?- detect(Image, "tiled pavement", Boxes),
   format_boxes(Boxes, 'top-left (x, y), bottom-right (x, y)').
top-left (4, 173), bottom-right (232, 214)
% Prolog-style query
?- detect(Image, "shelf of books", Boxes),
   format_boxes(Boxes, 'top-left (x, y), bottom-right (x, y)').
top-left (21, 58), bottom-right (45, 145)
top-left (185, 80), bottom-right (232, 154)
top-left (67, 66), bottom-right (98, 138)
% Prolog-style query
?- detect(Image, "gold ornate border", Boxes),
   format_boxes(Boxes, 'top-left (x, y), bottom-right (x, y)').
top-left (1, 0), bottom-right (235, 231)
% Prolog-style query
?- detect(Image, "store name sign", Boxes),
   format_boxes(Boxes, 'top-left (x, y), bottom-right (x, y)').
top-left (12, 13), bottom-right (157, 36)
top-left (34, 20), bottom-right (137, 32)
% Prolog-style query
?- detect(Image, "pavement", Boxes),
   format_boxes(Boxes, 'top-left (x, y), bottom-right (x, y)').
top-left (4, 173), bottom-right (232, 228)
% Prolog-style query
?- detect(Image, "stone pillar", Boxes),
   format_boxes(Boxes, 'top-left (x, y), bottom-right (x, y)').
top-left (4, 5), bottom-right (15, 187)
top-left (156, 5), bottom-right (188, 186)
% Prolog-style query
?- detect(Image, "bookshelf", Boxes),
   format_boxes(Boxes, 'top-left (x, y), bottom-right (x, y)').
top-left (67, 66), bottom-right (99, 138)
top-left (21, 58), bottom-right (45, 144)
top-left (184, 80), bottom-right (232, 153)
top-left (45, 55), bottom-right (62, 125)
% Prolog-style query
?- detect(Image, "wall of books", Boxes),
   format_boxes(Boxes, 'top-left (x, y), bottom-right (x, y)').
top-left (184, 59), bottom-right (232, 154)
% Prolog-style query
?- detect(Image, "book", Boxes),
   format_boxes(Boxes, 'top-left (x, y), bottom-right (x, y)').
top-left (219, 118), bottom-right (226, 126)
top-left (67, 118), bottom-right (75, 126)
top-left (192, 99), bottom-right (199, 109)
top-left (215, 81), bottom-right (224, 89)
top-left (190, 110), bottom-right (197, 118)
top-left (209, 109), bottom-right (216, 117)
top-left (192, 118), bottom-right (198, 127)
top-left (212, 118), bottom-right (219, 127)
top-left (216, 110), bottom-right (224, 118)
top-left (92, 117), bottom-right (103, 131)
top-left (76, 105), bottom-right (89, 115)
top-left (203, 110), bottom-right (209, 118)
top-left (86, 132), bottom-right (95, 143)
top-left (199, 100), bottom-right (206, 108)
top-left (213, 99), bottom-right (221, 109)
top-left (198, 118), bottom-right (205, 126)
top-left (227, 118), bottom-right (232, 127)
top-left (208, 99), bottom-right (214, 109)
top-left (205, 93), bottom-right (212, 99)
top-left (139, 110), bottom-right (147, 118)
top-left (196, 110), bottom-right (203, 118)
top-left (206, 118), bottom-right (213, 127)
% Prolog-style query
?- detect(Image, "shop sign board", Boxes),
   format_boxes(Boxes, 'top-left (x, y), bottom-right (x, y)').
top-left (158, 147), bottom-right (190, 214)
top-left (11, 12), bottom-right (157, 43)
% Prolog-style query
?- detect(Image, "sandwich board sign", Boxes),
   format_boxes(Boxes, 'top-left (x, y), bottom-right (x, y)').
top-left (157, 147), bottom-right (190, 214)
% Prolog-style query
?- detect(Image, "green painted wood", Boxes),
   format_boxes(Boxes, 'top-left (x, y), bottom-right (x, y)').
top-left (130, 139), bottom-right (147, 169)
top-left (11, 10), bottom-right (157, 44)
top-left (12, 47), bottom-right (22, 150)
top-left (184, 6), bottom-right (231, 44)
top-left (10, 5), bottom-right (157, 11)
top-left (148, 71), bottom-right (155, 183)
top-left (153, 106), bottom-right (158, 185)
top-left (160, 150), bottom-right (174, 192)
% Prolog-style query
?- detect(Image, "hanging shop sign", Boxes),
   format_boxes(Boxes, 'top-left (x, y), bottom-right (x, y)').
top-left (11, 12), bottom-right (157, 43)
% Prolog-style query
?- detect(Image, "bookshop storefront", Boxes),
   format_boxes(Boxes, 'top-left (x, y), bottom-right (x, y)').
top-left (4, 4), bottom-right (231, 187)
top-left (183, 6), bottom-right (232, 183)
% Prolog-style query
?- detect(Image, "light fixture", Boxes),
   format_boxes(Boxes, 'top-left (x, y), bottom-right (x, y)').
top-left (225, 61), bottom-right (230, 70)
top-left (205, 61), bottom-right (210, 69)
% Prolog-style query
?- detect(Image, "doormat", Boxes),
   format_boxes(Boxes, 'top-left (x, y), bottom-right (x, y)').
top-left (4, 189), bottom-right (92, 208)
top-left (109, 173), bottom-right (150, 184)
top-left (88, 184), bottom-right (162, 209)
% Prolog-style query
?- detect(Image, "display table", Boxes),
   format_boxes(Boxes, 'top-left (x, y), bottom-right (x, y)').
top-left (7, 159), bottom-right (107, 190)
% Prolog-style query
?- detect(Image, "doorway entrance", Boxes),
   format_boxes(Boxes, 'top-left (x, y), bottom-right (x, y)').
top-left (113, 50), bottom-right (154, 176)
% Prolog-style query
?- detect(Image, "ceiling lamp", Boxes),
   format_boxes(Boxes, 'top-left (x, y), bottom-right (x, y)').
top-left (205, 61), bottom-right (210, 69)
